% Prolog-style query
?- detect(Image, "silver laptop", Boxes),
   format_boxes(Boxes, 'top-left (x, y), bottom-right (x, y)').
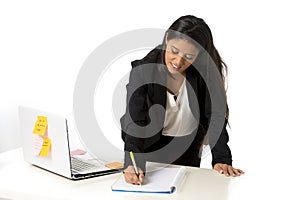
top-left (18, 106), bottom-right (122, 180)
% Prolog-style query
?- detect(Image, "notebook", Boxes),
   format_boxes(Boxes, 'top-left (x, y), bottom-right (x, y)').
top-left (18, 106), bottom-right (122, 180)
top-left (111, 165), bottom-right (186, 194)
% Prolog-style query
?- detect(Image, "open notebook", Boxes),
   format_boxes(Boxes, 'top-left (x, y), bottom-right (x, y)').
top-left (111, 165), bottom-right (186, 194)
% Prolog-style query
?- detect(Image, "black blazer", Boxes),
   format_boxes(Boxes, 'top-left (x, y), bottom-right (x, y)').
top-left (121, 46), bottom-right (232, 171)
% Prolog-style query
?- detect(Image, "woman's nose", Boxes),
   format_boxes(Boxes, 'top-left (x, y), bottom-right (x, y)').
top-left (172, 55), bottom-right (185, 66)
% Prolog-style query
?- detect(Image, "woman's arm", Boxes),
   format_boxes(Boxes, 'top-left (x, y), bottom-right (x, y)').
top-left (199, 77), bottom-right (243, 176)
top-left (202, 79), bottom-right (244, 176)
top-left (121, 61), bottom-right (149, 172)
top-left (211, 121), bottom-right (232, 167)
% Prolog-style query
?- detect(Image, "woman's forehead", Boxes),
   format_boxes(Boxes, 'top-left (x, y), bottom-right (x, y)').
top-left (167, 38), bottom-right (199, 54)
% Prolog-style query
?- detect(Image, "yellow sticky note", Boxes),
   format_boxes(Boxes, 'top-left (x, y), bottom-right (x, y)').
top-left (39, 138), bottom-right (51, 157)
top-left (33, 116), bottom-right (48, 136)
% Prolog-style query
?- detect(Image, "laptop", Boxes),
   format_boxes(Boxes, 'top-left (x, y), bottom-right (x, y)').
top-left (18, 106), bottom-right (122, 180)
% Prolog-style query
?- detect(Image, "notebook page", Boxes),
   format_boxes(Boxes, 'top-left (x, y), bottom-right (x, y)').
top-left (111, 166), bottom-right (186, 193)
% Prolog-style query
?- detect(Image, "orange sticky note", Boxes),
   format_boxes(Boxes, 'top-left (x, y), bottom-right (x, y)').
top-left (105, 162), bottom-right (124, 169)
top-left (33, 116), bottom-right (48, 136)
top-left (39, 138), bottom-right (51, 157)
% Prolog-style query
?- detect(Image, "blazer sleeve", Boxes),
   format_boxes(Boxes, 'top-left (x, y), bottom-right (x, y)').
top-left (201, 79), bottom-right (232, 167)
top-left (210, 120), bottom-right (232, 167)
top-left (121, 61), bottom-right (149, 172)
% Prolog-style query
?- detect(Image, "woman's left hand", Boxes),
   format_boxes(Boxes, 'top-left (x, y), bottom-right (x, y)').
top-left (214, 163), bottom-right (244, 177)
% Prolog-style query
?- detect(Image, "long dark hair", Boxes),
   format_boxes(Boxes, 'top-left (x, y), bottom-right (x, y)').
top-left (162, 15), bottom-right (229, 119)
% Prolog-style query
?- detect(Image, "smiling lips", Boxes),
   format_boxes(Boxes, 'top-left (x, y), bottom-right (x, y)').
top-left (171, 63), bottom-right (181, 71)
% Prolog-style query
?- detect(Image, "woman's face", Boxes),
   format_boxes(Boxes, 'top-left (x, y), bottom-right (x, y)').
top-left (165, 38), bottom-right (200, 75)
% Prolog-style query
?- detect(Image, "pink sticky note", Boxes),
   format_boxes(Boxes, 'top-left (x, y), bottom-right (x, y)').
top-left (70, 149), bottom-right (87, 156)
top-left (33, 135), bottom-right (44, 156)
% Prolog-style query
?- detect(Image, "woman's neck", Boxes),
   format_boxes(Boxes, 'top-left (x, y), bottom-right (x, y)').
top-left (167, 71), bottom-right (186, 95)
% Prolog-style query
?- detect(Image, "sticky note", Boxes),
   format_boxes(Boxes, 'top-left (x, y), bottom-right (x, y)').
top-left (33, 116), bottom-right (48, 136)
top-left (105, 162), bottom-right (124, 169)
top-left (39, 137), bottom-right (51, 157)
top-left (70, 149), bottom-right (87, 156)
top-left (33, 135), bottom-right (44, 156)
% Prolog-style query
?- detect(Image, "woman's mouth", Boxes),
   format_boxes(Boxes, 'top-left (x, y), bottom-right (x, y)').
top-left (171, 63), bottom-right (181, 71)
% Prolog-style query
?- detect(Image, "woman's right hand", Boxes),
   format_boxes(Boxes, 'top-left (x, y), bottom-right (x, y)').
top-left (123, 165), bottom-right (144, 185)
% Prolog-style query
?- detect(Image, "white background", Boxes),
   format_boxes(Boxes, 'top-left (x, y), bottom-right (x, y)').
top-left (1, 0), bottom-right (300, 199)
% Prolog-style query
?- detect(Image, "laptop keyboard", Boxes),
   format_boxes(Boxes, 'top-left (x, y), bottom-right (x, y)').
top-left (71, 157), bottom-right (101, 173)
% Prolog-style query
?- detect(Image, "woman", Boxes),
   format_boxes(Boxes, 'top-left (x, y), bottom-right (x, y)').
top-left (121, 15), bottom-right (244, 185)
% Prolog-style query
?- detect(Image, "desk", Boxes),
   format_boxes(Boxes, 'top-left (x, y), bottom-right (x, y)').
top-left (0, 148), bottom-right (242, 200)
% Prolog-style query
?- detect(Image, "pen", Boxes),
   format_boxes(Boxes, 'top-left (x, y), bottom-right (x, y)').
top-left (129, 151), bottom-right (142, 186)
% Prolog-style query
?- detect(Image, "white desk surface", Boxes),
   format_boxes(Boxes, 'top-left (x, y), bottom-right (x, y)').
top-left (2, 147), bottom-right (288, 200)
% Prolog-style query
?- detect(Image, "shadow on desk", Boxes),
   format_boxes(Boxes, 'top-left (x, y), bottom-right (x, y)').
top-left (179, 168), bottom-right (231, 200)
top-left (111, 168), bottom-right (231, 200)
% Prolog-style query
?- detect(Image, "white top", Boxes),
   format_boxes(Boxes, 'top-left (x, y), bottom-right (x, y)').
top-left (162, 79), bottom-right (198, 137)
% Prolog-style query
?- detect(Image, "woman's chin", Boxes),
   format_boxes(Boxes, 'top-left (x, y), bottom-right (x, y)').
top-left (167, 67), bottom-right (181, 75)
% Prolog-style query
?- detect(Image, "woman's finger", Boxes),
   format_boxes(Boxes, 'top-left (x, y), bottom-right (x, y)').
top-left (235, 168), bottom-right (245, 176)
top-left (227, 166), bottom-right (235, 177)
top-left (124, 166), bottom-right (142, 184)
top-left (214, 164), bottom-right (223, 174)
top-left (222, 164), bottom-right (229, 177)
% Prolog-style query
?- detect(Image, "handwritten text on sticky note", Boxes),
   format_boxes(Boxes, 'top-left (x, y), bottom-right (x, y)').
top-left (39, 137), bottom-right (51, 156)
top-left (32, 116), bottom-right (48, 136)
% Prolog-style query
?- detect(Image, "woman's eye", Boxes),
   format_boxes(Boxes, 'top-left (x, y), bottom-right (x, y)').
top-left (184, 55), bottom-right (193, 60)
top-left (171, 48), bottom-right (178, 54)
